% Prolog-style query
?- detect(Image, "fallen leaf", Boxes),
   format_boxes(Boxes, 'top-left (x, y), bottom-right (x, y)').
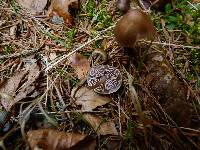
top-left (83, 114), bottom-right (118, 135)
top-left (47, 0), bottom-right (79, 25)
top-left (27, 129), bottom-right (90, 150)
top-left (16, 0), bottom-right (47, 13)
top-left (0, 70), bottom-right (28, 111)
top-left (71, 87), bottom-right (111, 110)
top-left (69, 53), bottom-right (90, 79)
top-left (0, 60), bottom-right (40, 111)
top-left (14, 62), bottom-right (40, 105)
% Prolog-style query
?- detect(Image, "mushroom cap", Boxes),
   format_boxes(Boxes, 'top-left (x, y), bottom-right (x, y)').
top-left (87, 65), bottom-right (122, 94)
top-left (114, 9), bottom-right (156, 47)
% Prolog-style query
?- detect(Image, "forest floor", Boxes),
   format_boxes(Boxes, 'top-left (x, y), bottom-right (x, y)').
top-left (0, 0), bottom-right (200, 149)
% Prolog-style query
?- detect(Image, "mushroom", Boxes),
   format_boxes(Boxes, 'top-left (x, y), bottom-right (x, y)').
top-left (114, 9), bottom-right (156, 48)
top-left (87, 65), bottom-right (122, 94)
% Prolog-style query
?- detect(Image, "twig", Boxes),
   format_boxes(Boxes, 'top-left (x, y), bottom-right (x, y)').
top-left (44, 36), bottom-right (103, 72)
top-left (44, 24), bottom-right (115, 72)
top-left (117, 96), bottom-right (122, 136)
top-left (0, 41), bottom-right (45, 59)
top-left (0, 21), bottom-right (20, 31)
top-left (0, 49), bottom-right (37, 59)
top-left (187, 1), bottom-right (198, 10)
top-left (139, 40), bottom-right (200, 49)
top-left (35, 110), bottom-right (105, 115)
top-left (0, 124), bottom-right (19, 141)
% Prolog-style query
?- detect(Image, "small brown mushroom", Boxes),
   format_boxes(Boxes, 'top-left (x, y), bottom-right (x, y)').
top-left (87, 65), bottom-right (122, 94)
top-left (114, 9), bottom-right (156, 48)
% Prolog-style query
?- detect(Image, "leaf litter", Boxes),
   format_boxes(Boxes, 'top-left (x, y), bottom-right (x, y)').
top-left (0, 0), bottom-right (200, 149)
top-left (83, 113), bottom-right (118, 136)
top-left (0, 58), bottom-right (40, 111)
top-left (27, 129), bottom-right (95, 150)
top-left (71, 86), bottom-right (111, 111)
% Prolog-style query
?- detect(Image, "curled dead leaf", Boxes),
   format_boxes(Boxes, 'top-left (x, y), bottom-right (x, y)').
top-left (71, 87), bottom-right (111, 110)
top-left (83, 114), bottom-right (118, 136)
top-left (69, 53), bottom-right (90, 80)
top-left (0, 70), bottom-right (27, 111)
top-left (27, 129), bottom-right (88, 150)
top-left (0, 60), bottom-right (40, 111)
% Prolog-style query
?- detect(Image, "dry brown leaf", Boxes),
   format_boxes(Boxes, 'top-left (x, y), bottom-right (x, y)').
top-left (27, 129), bottom-right (88, 150)
top-left (83, 114), bottom-right (118, 135)
top-left (69, 53), bottom-right (90, 79)
top-left (47, 0), bottom-right (79, 25)
top-left (16, 0), bottom-right (47, 13)
top-left (0, 70), bottom-right (28, 111)
top-left (11, 62), bottom-right (40, 110)
top-left (0, 61), bottom-right (40, 111)
top-left (14, 62), bottom-right (40, 102)
top-left (72, 87), bottom-right (111, 110)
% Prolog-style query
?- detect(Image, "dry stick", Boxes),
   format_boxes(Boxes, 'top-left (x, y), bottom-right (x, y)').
top-left (0, 41), bottom-right (45, 59)
top-left (187, 1), bottom-right (198, 10)
top-left (38, 102), bottom-right (58, 127)
top-left (117, 95), bottom-right (122, 137)
top-left (113, 100), bottom-right (130, 120)
top-left (45, 36), bottom-right (103, 72)
top-left (35, 110), bottom-right (105, 115)
top-left (44, 24), bottom-right (115, 72)
top-left (0, 49), bottom-right (37, 59)
top-left (0, 60), bottom-right (16, 72)
top-left (139, 40), bottom-right (200, 49)
top-left (157, 123), bottom-right (200, 134)
top-left (49, 76), bottom-right (66, 106)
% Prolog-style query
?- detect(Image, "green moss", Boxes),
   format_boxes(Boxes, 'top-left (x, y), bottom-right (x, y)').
top-left (86, 0), bottom-right (113, 30)
top-left (3, 45), bottom-right (13, 55)
top-left (10, 0), bottom-right (21, 13)
top-left (64, 28), bottom-right (77, 48)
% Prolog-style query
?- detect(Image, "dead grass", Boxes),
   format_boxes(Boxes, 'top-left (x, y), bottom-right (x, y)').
top-left (0, 0), bottom-right (200, 149)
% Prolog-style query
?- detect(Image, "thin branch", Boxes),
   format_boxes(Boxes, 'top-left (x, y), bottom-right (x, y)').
top-left (139, 40), bottom-right (200, 49)
top-left (44, 36), bottom-right (103, 72)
